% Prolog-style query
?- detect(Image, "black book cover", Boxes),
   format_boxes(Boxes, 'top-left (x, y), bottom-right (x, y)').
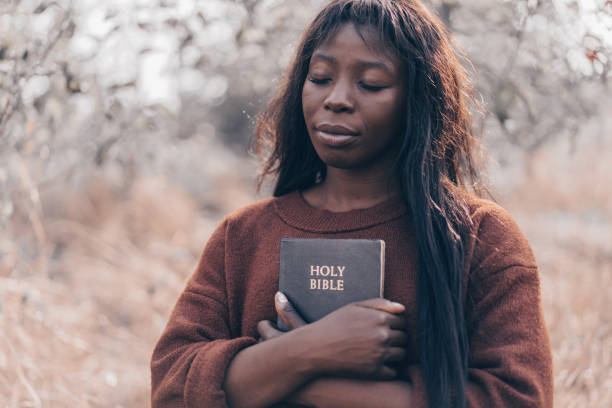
top-left (278, 238), bottom-right (385, 330)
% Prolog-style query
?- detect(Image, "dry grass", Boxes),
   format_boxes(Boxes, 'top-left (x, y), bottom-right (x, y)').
top-left (0, 173), bottom-right (254, 406)
top-left (1, 142), bottom-right (610, 406)
top-left (503, 140), bottom-right (612, 408)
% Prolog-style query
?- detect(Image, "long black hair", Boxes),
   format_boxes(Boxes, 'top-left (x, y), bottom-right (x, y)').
top-left (255, 1), bottom-right (484, 406)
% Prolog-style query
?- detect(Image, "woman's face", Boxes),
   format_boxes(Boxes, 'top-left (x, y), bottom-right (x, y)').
top-left (302, 23), bottom-right (405, 172)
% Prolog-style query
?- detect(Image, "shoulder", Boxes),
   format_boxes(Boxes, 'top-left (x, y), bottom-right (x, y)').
top-left (225, 196), bottom-right (278, 223)
top-left (216, 194), bottom-right (293, 236)
top-left (463, 194), bottom-right (537, 274)
top-left (200, 195), bottom-right (282, 256)
top-left (466, 195), bottom-right (523, 237)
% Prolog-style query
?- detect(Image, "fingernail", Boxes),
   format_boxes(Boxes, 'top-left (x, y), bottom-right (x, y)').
top-left (276, 291), bottom-right (288, 308)
top-left (389, 301), bottom-right (403, 308)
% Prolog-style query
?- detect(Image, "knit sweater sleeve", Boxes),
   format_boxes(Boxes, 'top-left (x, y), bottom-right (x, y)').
top-left (150, 219), bottom-right (257, 407)
top-left (404, 203), bottom-right (553, 407)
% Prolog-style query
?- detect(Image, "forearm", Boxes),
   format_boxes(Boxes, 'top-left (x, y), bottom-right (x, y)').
top-left (288, 378), bottom-right (413, 408)
top-left (224, 329), bottom-right (316, 408)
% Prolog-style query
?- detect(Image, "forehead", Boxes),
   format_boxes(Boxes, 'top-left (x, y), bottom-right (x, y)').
top-left (314, 23), bottom-right (400, 67)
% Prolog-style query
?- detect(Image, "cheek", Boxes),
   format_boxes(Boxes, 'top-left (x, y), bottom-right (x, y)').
top-left (301, 84), bottom-right (319, 123)
top-left (364, 96), bottom-right (404, 130)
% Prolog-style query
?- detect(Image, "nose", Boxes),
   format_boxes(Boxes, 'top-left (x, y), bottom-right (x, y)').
top-left (324, 80), bottom-right (354, 113)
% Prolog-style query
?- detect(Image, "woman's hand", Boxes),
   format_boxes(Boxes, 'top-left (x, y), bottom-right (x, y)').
top-left (257, 292), bottom-right (308, 342)
top-left (258, 292), bottom-right (408, 380)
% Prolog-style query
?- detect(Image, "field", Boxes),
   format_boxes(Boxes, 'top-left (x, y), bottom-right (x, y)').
top-left (0, 138), bottom-right (610, 407)
top-left (2, 0), bottom-right (610, 405)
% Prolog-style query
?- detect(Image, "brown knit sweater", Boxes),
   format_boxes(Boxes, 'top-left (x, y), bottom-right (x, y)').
top-left (151, 191), bottom-right (553, 407)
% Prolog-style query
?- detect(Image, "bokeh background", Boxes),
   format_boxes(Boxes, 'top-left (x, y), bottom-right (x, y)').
top-left (1, 0), bottom-right (610, 406)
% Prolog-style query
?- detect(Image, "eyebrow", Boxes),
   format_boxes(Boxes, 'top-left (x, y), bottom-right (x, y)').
top-left (311, 52), bottom-right (393, 74)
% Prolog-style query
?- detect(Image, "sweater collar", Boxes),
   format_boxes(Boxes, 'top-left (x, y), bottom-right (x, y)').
top-left (273, 191), bottom-right (408, 233)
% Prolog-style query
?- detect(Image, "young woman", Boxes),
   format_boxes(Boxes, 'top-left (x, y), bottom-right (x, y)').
top-left (151, 1), bottom-right (553, 407)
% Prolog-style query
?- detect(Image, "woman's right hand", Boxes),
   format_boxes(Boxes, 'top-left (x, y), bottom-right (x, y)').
top-left (280, 295), bottom-right (408, 380)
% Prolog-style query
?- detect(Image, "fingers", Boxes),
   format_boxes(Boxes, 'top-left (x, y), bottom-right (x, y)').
top-left (384, 346), bottom-right (406, 363)
top-left (356, 298), bottom-right (405, 314)
top-left (275, 291), bottom-right (307, 330)
top-left (372, 365), bottom-right (397, 380)
top-left (387, 329), bottom-right (407, 347)
top-left (386, 314), bottom-right (406, 330)
top-left (355, 298), bottom-right (406, 331)
top-left (368, 347), bottom-right (405, 380)
top-left (257, 320), bottom-right (283, 341)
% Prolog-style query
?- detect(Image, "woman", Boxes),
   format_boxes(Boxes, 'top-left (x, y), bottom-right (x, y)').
top-left (151, 1), bottom-right (553, 407)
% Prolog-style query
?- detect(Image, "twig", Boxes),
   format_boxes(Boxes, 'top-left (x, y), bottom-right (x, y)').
top-left (17, 158), bottom-right (48, 278)
top-left (0, 6), bottom-right (73, 140)
top-left (3, 335), bottom-right (42, 408)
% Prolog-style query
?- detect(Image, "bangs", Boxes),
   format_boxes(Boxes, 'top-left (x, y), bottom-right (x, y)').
top-left (303, 0), bottom-right (420, 79)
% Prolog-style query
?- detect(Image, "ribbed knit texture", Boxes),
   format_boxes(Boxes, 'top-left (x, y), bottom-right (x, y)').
top-left (151, 191), bottom-right (553, 407)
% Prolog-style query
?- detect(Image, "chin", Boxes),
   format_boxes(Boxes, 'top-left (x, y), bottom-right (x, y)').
top-left (318, 154), bottom-right (370, 171)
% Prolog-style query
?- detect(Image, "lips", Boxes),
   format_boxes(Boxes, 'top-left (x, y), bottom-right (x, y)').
top-left (316, 124), bottom-right (359, 136)
top-left (314, 123), bottom-right (359, 147)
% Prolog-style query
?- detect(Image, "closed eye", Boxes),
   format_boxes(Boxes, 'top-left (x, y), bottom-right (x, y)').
top-left (308, 77), bottom-right (331, 85)
top-left (359, 82), bottom-right (388, 92)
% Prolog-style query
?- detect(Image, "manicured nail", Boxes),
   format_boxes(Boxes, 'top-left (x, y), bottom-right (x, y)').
top-left (276, 291), bottom-right (288, 308)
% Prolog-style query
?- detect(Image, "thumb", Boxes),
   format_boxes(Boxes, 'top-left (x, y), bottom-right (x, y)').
top-left (275, 291), bottom-right (307, 329)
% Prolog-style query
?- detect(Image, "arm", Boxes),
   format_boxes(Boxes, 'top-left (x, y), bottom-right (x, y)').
top-left (260, 293), bottom-right (411, 408)
top-left (223, 325), bottom-right (319, 408)
top-left (150, 220), bottom-right (258, 407)
top-left (152, 220), bottom-right (408, 408)
top-left (466, 263), bottom-right (552, 407)
top-left (403, 206), bottom-right (553, 407)
top-left (402, 265), bottom-right (552, 407)
top-left (226, 295), bottom-right (407, 408)
top-left (289, 378), bottom-right (413, 408)
top-left (151, 221), bottom-right (328, 408)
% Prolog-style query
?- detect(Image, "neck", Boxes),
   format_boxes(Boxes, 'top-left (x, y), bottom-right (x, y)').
top-left (303, 165), bottom-right (400, 212)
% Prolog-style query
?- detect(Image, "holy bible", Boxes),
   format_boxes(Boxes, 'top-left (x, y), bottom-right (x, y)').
top-left (278, 238), bottom-right (385, 330)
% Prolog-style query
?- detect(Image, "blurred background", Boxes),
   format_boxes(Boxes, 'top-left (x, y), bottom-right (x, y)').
top-left (0, 0), bottom-right (610, 406)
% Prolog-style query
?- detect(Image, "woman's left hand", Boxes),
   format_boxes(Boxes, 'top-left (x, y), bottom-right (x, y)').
top-left (257, 292), bottom-right (307, 341)
top-left (257, 293), bottom-right (317, 408)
